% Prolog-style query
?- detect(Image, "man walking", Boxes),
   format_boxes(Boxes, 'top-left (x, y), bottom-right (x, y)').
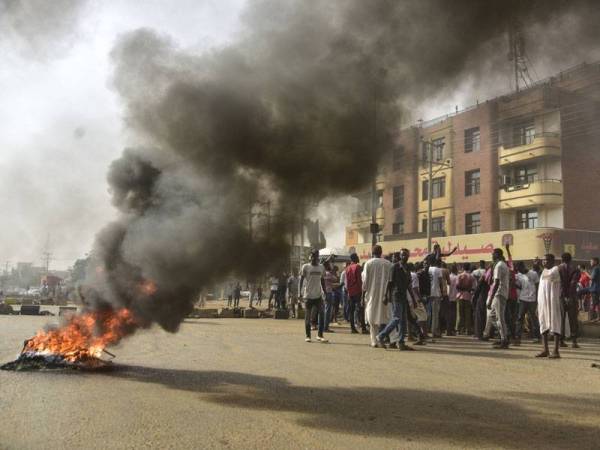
top-left (376, 249), bottom-right (418, 351)
top-left (486, 248), bottom-right (510, 349)
top-left (299, 249), bottom-right (328, 343)
top-left (362, 245), bottom-right (393, 348)
top-left (559, 253), bottom-right (580, 348)
top-left (345, 253), bottom-right (366, 334)
top-left (537, 254), bottom-right (562, 358)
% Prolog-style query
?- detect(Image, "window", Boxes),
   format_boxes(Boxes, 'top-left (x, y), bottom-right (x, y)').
top-left (465, 212), bottom-right (481, 234)
top-left (514, 120), bottom-right (535, 146)
top-left (465, 169), bottom-right (481, 196)
top-left (392, 145), bottom-right (404, 170)
top-left (515, 166), bottom-right (537, 184)
top-left (377, 189), bottom-right (384, 208)
top-left (421, 137), bottom-right (445, 163)
top-left (465, 127), bottom-right (480, 152)
top-left (422, 176), bottom-right (446, 201)
top-left (422, 217), bottom-right (445, 233)
top-left (517, 209), bottom-right (538, 229)
top-left (392, 185), bottom-right (404, 209)
top-left (432, 138), bottom-right (445, 161)
top-left (392, 222), bottom-right (404, 235)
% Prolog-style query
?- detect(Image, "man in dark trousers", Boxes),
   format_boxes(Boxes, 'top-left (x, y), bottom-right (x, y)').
top-left (345, 253), bottom-right (367, 334)
top-left (376, 249), bottom-right (418, 351)
top-left (299, 249), bottom-right (328, 343)
top-left (559, 252), bottom-right (580, 348)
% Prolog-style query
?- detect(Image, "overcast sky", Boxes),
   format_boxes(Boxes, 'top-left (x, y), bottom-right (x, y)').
top-left (2, 0), bottom-right (597, 271)
top-left (0, 0), bottom-right (247, 270)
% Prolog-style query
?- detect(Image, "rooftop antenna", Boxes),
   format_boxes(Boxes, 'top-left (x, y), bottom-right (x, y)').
top-left (508, 19), bottom-right (535, 92)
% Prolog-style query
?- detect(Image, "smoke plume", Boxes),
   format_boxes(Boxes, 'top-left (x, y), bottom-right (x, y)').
top-left (0, 0), bottom-right (88, 58)
top-left (80, 0), bottom-right (600, 333)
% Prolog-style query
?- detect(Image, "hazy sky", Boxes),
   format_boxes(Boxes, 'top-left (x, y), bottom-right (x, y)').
top-left (2, 0), bottom-right (597, 271)
top-left (0, 0), bottom-right (246, 270)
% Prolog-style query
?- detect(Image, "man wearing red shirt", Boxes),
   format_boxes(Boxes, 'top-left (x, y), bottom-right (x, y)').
top-left (578, 264), bottom-right (591, 314)
top-left (345, 253), bottom-right (367, 334)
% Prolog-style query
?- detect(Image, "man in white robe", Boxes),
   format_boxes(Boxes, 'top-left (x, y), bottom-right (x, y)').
top-left (537, 254), bottom-right (563, 358)
top-left (362, 245), bottom-right (394, 347)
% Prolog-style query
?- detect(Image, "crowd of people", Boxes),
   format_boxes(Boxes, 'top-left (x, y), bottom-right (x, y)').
top-left (296, 243), bottom-right (600, 358)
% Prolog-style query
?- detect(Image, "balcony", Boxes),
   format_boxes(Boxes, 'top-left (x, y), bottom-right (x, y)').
top-left (499, 179), bottom-right (563, 210)
top-left (498, 133), bottom-right (561, 166)
top-left (351, 207), bottom-right (384, 226)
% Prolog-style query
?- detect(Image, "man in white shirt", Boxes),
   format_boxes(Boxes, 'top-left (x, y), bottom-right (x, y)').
top-left (514, 261), bottom-right (540, 345)
top-left (428, 260), bottom-right (444, 338)
top-left (486, 248), bottom-right (510, 349)
top-left (268, 276), bottom-right (279, 310)
top-left (299, 249), bottom-right (328, 343)
top-left (537, 254), bottom-right (562, 358)
top-left (362, 245), bottom-right (393, 347)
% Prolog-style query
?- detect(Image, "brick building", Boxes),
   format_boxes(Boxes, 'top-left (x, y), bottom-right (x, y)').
top-left (346, 62), bottom-right (600, 263)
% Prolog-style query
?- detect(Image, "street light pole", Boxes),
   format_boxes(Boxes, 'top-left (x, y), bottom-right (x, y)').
top-left (371, 180), bottom-right (378, 247)
top-left (426, 141), bottom-right (434, 253)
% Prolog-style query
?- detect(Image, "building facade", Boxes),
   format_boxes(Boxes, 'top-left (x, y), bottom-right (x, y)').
top-left (346, 62), bottom-right (600, 263)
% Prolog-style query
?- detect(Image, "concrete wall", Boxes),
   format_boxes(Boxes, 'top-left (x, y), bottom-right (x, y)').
top-left (450, 102), bottom-right (498, 234)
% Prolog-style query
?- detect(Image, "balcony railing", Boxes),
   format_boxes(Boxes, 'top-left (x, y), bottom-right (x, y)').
top-left (499, 179), bottom-right (563, 210)
top-left (503, 132), bottom-right (559, 150)
top-left (498, 132), bottom-right (561, 166)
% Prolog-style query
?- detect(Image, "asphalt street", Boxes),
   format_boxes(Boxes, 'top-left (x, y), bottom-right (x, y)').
top-left (1, 314), bottom-right (600, 449)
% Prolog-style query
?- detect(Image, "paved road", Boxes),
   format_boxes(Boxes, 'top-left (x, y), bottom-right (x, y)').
top-left (1, 315), bottom-right (600, 449)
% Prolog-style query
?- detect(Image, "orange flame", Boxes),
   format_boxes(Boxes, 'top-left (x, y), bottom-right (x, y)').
top-left (23, 308), bottom-right (137, 362)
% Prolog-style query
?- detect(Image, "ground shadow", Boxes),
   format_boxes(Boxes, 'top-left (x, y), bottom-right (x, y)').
top-left (102, 365), bottom-right (600, 449)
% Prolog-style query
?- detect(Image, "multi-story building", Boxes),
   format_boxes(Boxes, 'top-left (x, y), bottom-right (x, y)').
top-left (346, 62), bottom-right (600, 263)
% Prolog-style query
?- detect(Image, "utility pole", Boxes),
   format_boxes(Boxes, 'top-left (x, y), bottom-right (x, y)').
top-left (426, 141), bottom-right (434, 253)
top-left (371, 180), bottom-right (378, 248)
top-left (370, 67), bottom-right (386, 248)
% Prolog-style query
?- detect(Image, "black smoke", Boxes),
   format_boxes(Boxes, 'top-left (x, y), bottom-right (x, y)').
top-left (81, 0), bottom-right (600, 333)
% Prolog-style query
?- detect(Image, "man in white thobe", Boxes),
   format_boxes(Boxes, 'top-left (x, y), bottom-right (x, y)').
top-left (536, 253), bottom-right (563, 359)
top-left (362, 245), bottom-right (394, 347)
